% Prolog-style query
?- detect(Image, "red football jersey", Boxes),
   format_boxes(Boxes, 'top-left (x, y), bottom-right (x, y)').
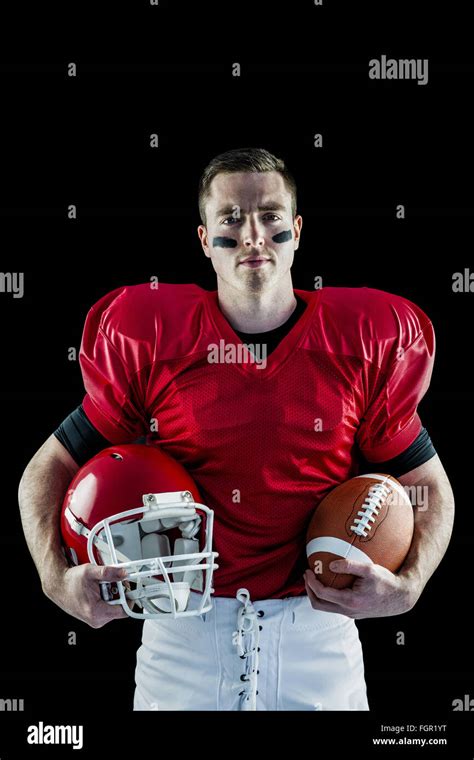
top-left (80, 283), bottom-right (435, 600)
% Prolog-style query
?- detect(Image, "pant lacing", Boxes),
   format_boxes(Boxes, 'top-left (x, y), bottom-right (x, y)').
top-left (231, 587), bottom-right (264, 711)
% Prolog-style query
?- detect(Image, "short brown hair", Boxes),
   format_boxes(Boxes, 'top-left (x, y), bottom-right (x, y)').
top-left (198, 147), bottom-right (297, 225)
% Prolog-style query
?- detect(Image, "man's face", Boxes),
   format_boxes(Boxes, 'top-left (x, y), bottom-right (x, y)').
top-left (198, 171), bottom-right (302, 295)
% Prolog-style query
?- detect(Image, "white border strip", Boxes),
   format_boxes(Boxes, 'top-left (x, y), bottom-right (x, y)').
top-left (306, 536), bottom-right (373, 564)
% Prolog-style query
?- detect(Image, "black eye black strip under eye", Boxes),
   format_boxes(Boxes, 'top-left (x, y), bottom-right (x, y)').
top-left (272, 230), bottom-right (292, 244)
top-left (212, 237), bottom-right (238, 248)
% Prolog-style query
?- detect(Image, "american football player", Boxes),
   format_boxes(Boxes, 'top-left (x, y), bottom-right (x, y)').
top-left (18, 147), bottom-right (454, 710)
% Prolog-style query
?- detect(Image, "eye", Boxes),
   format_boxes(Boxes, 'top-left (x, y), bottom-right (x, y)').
top-left (221, 213), bottom-right (281, 224)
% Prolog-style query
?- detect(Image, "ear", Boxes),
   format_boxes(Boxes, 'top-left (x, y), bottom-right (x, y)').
top-left (197, 225), bottom-right (211, 258)
top-left (293, 215), bottom-right (303, 251)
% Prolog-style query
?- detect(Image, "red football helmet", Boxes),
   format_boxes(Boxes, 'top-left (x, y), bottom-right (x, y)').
top-left (61, 444), bottom-right (219, 619)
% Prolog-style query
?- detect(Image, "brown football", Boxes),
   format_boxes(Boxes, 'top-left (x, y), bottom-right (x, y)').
top-left (306, 474), bottom-right (414, 588)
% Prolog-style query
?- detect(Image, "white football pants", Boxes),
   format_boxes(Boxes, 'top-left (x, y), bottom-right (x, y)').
top-left (133, 588), bottom-right (369, 711)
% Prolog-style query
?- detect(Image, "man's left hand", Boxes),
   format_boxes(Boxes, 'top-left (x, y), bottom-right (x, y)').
top-left (303, 559), bottom-right (421, 619)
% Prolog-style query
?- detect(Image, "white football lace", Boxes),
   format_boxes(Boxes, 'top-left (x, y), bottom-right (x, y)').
top-left (350, 482), bottom-right (390, 537)
top-left (232, 588), bottom-right (261, 711)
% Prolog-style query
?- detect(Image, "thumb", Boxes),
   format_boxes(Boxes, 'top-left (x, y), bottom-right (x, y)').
top-left (329, 558), bottom-right (372, 577)
top-left (95, 564), bottom-right (128, 582)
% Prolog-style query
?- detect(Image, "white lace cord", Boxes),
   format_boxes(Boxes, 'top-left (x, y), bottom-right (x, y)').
top-left (350, 482), bottom-right (390, 537)
top-left (232, 588), bottom-right (262, 711)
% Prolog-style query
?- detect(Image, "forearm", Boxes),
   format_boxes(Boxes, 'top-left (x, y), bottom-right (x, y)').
top-left (398, 461), bottom-right (455, 593)
top-left (18, 434), bottom-right (79, 595)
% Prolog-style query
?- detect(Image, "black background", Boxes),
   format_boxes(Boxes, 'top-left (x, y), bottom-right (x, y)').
top-left (0, 0), bottom-right (473, 753)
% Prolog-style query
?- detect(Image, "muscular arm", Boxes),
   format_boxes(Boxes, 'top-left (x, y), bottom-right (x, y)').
top-left (18, 433), bottom-right (127, 626)
top-left (396, 454), bottom-right (455, 593)
top-left (18, 434), bottom-right (79, 594)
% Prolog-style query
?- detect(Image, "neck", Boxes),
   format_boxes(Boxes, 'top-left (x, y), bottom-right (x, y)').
top-left (216, 278), bottom-right (297, 334)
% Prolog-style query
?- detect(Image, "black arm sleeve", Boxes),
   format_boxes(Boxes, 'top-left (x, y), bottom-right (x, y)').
top-left (359, 427), bottom-right (437, 479)
top-left (54, 404), bottom-right (112, 467)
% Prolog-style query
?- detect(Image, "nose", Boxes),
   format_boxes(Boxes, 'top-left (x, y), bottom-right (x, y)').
top-left (242, 219), bottom-right (266, 249)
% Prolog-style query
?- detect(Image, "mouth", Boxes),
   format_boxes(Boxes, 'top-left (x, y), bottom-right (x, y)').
top-left (239, 257), bottom-right (271, 268)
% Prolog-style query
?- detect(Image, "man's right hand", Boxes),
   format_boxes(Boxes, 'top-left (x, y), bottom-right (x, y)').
top-left (44, 564), bottom-right (130, 628)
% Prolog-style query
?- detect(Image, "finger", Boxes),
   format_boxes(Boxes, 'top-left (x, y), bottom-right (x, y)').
top-left (329, 559), bottom-right (373, 578)
top-left (90, 564), bottom-right (128, 582)
top-left (94, 595), bottom-right (130, 618)
top-left (304, 571), bottom-right (355, 605)
top-left (304, 577), bottom-right (350, 616)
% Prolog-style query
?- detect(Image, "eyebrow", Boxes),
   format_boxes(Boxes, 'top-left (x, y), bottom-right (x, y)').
top-left (215, 202), bottom-right (287, 218)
